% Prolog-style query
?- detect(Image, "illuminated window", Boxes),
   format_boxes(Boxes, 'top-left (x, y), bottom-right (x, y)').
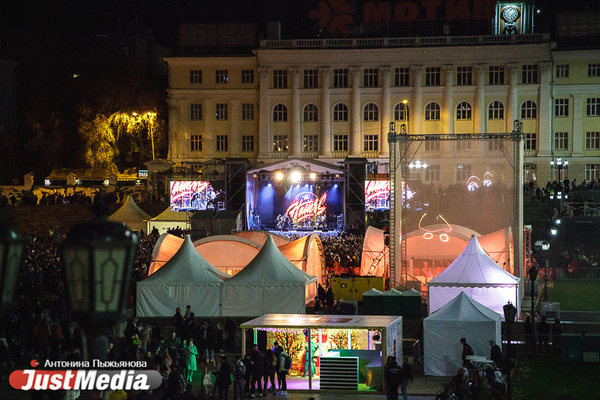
top-left (242, 103), bottom-right (254, 120)
top-left (273, 70), bottom-right (288, 88)
top-left (215, 70), bottom-right (229, 84)
top-left (216, 135), bottom-right (228, 152)
top-left (488, 101), bottom-right (504, 120)
top-left (489, 65), bottom-right (504, 85)
top-left (425, 102), bottom-right (440, 121)
top-left (273, 104), bottom-right (288, 122)
top-left (586, 132), bottom-right (600, 150)
top-left (190, 69), bottom-right (202, 83)
top-left (273, 135), bottom-right (289, 152)
top-left (304, 69), bottom-right (319, 88)
top-left (525, 133), bottom-right (537, 150)
top-left (456, 66), bottom-right (472, 85)
top-left (555, 99), bottom-right (569, 117)
top-left (303, 104), bottom-right (319, 122)
top-left (394, 103), bottom-right (409, 121)
top-left (425, 67), bottom-right (441, 86)
top-left (364, 103), bottom-right (379, 121)
top-left (190, 103), bottom-right (202, 121)
top-left (364, 135), bottom-right (379, 151)
top-left (334, 135), bottom-right (348, 151)
top-left (588, 63), bottom-right (599, 77)
top-left (555, 132), bottom-right (568, 150)
top-left (190, 135), bottom-right (202, 151)
top-left (333, 69), bottom-right (348, 88)
top-left (521, 101), bottom-right (537, 119)
top-left (216, 103), bottom-right (228, 120)
top-left (364, 68), bottom-right (379, 87)
top-left (522, 64), bottom-right (538, 84)
top-left (456, 164), bottom-right (472, 183)
top-left (456, 102), bottom-right (472, 120)
top-left (587, 98), bottom-right (600, 116)
top-left (303, 135), bottom-right (319, 151)
top-left (425, 165), bottom-right (440, 182)
top-left (242, 135), bottom-right (254, 152)
top-left (394, 67), bottom-right (409, 86)
top-left (333, 103), bottom-right (348, 121)
top-left (241, 69), bottom-right (254, 83)
top-left (555, 64), bottom-right (569, 78)
top-left (586, 164), bottom-right (600, 181)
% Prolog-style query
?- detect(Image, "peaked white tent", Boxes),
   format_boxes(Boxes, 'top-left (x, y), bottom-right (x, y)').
top-left (221, 235), bottom-right (317, 316)
top-left (427, 235), bottom-right (519, 316)
top-left (108, 195), bottom-right (152, 232)
top-left (424, 292), bottom-right (501, 376)
top-left (147, 207), bottom-right (191, 234)
top-left (136, 235), bottom-right (230, 317)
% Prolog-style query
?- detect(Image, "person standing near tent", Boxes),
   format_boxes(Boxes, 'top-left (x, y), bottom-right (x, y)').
top-left (460, 338), bottom-right (474, 367)
top-left (384, 356), bottom-right (402, 400)
top-left (182, 338), bottom-right (198, 381)
top-left (400, 356), bottom-right (413, 400)
top-left (489, 340), bottom-right (502, 367)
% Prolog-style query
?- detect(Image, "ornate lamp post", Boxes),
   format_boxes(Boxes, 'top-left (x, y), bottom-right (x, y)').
top-left (0, 225), bottom-right (27, 313)
top-left (503, 301), bottom-right (517, 400)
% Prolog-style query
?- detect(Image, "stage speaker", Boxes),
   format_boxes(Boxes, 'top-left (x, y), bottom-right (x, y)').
top-left (344, 158), bottom-right (367, 234)
top-left (226, 158), bottom-right (248, 213)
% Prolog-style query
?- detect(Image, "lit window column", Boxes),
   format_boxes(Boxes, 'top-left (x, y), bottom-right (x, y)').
top-left (442, 64), bottom-right (454, 135)
top-left (381, 66), bottom-right (392, 156)
top-left (411, 65), bottom-right (423, 134)
top-left (319, 67), bottom-right (332, 158)
top-left (474, 64), bottom-right (486, 134)
top-left (537, 61), bottom-right (552, 157)
top-left (230, 98), bottom-right (241, 157)
top-left (571, 94), bottom-right (583, 157)
top-left (258, 67), bottom-right (271, 159)
top-left (506, 62), bottom-right (519, 131)
top-left (350, 66), bottom-right (362, 156)
top-left (289, 66), bottom-right (302, 157)
top-left (204, 99), bottom-right (214, 159)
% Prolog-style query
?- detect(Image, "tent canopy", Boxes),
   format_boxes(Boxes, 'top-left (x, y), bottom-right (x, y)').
top-left (360, 226), bottom-right (386, 276)
top-left (148, 233), bottom-right (184, 275)
top-left (147, 206), bottom-right (191, 234)
top-left (278, 233), bottom-right (326, 287)
top-left (108, 195), bottom-right (152, 232)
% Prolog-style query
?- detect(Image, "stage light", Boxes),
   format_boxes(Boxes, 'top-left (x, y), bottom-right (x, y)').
top-left (402, 99), bottom-right (408, 104)
top-left (275, 172), bottom-right (284, 181)
top-left (268, 183), bottom-right (272, 187)
top-left (305, 183), bottom-right (309, 187)
top-left (253, 173), bottom-right (258, 178)
top-left (310, 172), bottom-right (317, 180)
top-left (291, 171), bottom-right (301, 183)
top-left (335, 174), bottom-right (340, 178)
top-left (333, 184), bottom-right (338, 188)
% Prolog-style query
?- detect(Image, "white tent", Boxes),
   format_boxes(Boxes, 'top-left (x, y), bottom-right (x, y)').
top-left (424, 292), bottom-right (501, 376)
top-left (136, 235), bottom-right (230, 317)
top-left (360, 226), bottom-right (387, 276)
top-left (147, 207), bottom-right (191, 234)
top-left (427, 235), bottom-right (519, 316)
top-left (108, 195), bottom-right (152, 232)
top-left (221, 235), bottom-right (317, 316)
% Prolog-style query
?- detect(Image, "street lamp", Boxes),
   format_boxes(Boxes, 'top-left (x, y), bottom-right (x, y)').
top-left (503, 301), bottom-right (517, 400)
top-left (0, 225), bottom-right (27, 313)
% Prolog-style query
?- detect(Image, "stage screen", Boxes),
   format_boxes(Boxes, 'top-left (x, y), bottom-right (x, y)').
top-left (169, 181), bottom-right (223, 212)
top-left (365, 180), bottom-right (390, 211)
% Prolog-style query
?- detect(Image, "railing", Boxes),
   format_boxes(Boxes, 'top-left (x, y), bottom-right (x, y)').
top-left (565, 201), bottom-right (600, 217)
top-left (361, 151), bottom-right (381, 158)
top-left (331, 150), bottom-right (349, 158)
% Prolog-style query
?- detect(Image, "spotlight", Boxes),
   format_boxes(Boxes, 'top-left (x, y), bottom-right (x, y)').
top-left (310, 172), bottom-right (317, 180)
top-left (268, 183), bottom-right (272, 187)
top-left (291, 171), bottom-right (301, 183)
top-left (550, 227), bottom-right (558, 236)
top-left (252, 173), bottom-right (258, 178)
top-left (305, 183), bottom-right (309, 187)
top-left (333, 184), bottom-right (338, 188)
top-left (275, 172), bottom-right (284, 181)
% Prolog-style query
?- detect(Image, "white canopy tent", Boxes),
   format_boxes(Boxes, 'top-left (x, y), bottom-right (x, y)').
top-left (427, 235), bottom-right (520, 316)
top-left (136, 235), bottom-right (230, 317)
top-left (146, 207), bottom-right (191, 234)
top-left (108, 195), bottom-right (152, 232)
top-left (222, 235), bottom-right (317, 316)
top-left (424, 292), bottom-right (501, 376)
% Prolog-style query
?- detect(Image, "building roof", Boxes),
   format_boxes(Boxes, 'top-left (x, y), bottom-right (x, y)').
top-left (241, 313), bottom-right (401, 329)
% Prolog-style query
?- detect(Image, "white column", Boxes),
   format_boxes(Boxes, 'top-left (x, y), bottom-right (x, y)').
top-left (350, 66), bottom-right (362, 156)
top-left (290, 66), bottom-right (302, 157)
top-left (177, 98), bottom-right (188, 161)
top-left (381, 66), bottom-right (392, 156)
top-left (474, 64), bottom-right (486, 133)
top-left (319, 67), bottom-right (332, 158)
top-left (442, 64), bottom-right (454, 134)
top-left (258, 67), bottom-right (271, 159)
top-left (572, 94), bottom-right (583, 157)
top-left (537, 62), bottom-right (552, 157)
top-left (506, 63), bottom-right (519, 131)
top-left (167, 97), bottom-right (180, 161)
top-left (204, 99), bottom-right (214, 159)
top-left (230, 98), bottom-right (241, 157)
top-left (411, 66), bottom-right (423, 134)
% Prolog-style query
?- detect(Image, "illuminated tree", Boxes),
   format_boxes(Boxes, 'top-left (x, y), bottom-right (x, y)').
top-left (273, 330), bottom-right (304, 360)
top-left (328, 330), bottom-right (361, 350)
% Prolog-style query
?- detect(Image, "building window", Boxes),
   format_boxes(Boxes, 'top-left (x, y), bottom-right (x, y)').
top-left (303, 135), bottom-right (319, 151)
top-left (242, 69), bottom-right (254, 83)
top-left (304, 69), bottom-right (319, 88)
top-left (586, 164), bottom-right (600, 182)
top-left (394, 103), bottom-right (409, 121)
top-left (273, 135), bottom-right (288, 152)
top-left (555, 99), bottom-right (569, 117)
top-left (554, 132), bottom-right (568, 150)
top-left (456, 66), bottom-right (472, 85)
top-left (364, 135), bottom-right (379, 151)
top-left (216, 103), bottom-right (228, 120)
top-left (333, 103), bottom-right (348, 121)
top-left (586, 132), bottom-right (600, 150)
top-left (425, 67), bottom-right (441, 86)
top-left (190, 135), bottom-right (202, 151)
top-left (303, 104), bottom-right (319, 122)
top-left (363, 103), bottom-right (379, 121)
top-left (190, 103), bottom-right (202, 120)
top-left (525, 133), bottom-right (537, 150)
top-left (394, 67), bottom-right (409, 86)
top-left (216, 135), bottom-right (228, 151)
top-left (242, 103), bottom-right (254, 120)
top-left (334, 135), bottom-right (348, 151)
top-left (425, 141), bottom-right (440, 151)
top-left (273, 70), bottom-right (288, 88)
top-left (190, 69), bottom-right (202, 83)
top-left (555, 64), bottom-right (569, 78)
top-left (456, 164), bottom-right (472, 183)
top-left (456, 102), bottom-right (472, 120)
top-left (456, 134), bottom-right (471, 151)
top-left (488, 140), bottom-right (501, 151)
top-left (588, 63), bottom-right (599, 77)
top-left (489, 65), bottom-right (505, 85)
top-left (587, 98), bottom-right (600, 116)
top-left (273, 104), bottom-right (288, 122)
top-left (425, 102), bottom-right (441, 121)
top-left (216, 69), bottom-right (229, 84)
top-left (522, 64), bottom-right (538, 84)
top-left (333, 69), bottom-right (348, 88)
top-left (521, 101), bottom-right (537, 119)
top-left (425, 165), bottom-right (440, 182)
top-left (488, 101), bottom-right (504, 120)
top-left (242, 135), bottom-right (254, 152)
top-left (364, 68), bottom-right (379, 87)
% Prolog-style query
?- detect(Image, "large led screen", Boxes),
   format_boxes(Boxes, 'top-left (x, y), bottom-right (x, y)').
top-left (365, 180), bottom-right (390, 211)
top-left (170, 181), bottom-right (223, 212)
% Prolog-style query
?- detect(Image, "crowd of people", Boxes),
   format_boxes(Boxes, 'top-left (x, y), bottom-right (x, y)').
top-left (320, 232), bottom-right (364, 275)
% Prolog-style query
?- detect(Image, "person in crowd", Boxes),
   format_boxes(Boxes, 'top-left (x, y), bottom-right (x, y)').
top-left (263, 349), bottom-right (277, 396)
top-left (400, 356), bottom-right (413, 400)
top-left (489, 340), bottom-right (502, 367)
top-left (176, 383), bottom-right (198, 400)
top-left (278, 350), bottom-right (291, 396)
top-left (166, 331), bottom-right (182, 366)
top-left (524, 315), bottom-right (535, 353)
top-left (224, 317), bottom-right (238, 352)
top-left (537, 316), bottom-right (551, 353)
top-left (249, 344), bottom-right (264, 397)
top-left (232, 355), bottom-right (246, 400)
top-left (457, 375), bottom-right (472, 400)
top-left (552, 318), bottom-right (563, 353)
top-left (215, 355), bottom-right (233, 400)
top-left (173, 307), bottom-right (184, 333)
top-left (384, 355), bottom-right (402, 400)
top-left (184, 305), bottom-right (193, 320)
top-left (182, 338), bottom-right (198, 382)
top-left (460, 338), bottom-right (474, 366)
